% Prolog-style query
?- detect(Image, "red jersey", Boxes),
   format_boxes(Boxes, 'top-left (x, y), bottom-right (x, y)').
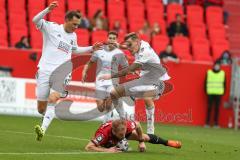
top-left (91, 120), bottom-right (137, 148)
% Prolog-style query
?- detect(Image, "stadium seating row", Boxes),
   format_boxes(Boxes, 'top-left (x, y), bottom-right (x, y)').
top-left (0, 0), bottom-right (229, 61)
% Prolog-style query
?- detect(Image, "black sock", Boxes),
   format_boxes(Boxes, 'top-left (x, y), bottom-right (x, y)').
top-left (147, 134), bottom-right (168, 146)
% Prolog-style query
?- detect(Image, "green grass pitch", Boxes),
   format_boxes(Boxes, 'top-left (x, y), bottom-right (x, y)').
top-left (0, 115), bottom-right (239, 160)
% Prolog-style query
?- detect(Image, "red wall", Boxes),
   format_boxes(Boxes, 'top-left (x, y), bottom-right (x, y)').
top-left (0, 48), bottom-right (233, 127)
top-left (135, 62), bottom-right (233, 127)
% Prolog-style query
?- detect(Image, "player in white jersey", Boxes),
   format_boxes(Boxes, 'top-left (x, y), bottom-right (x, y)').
top-left (82, 31), bottom-right (129, 123)
top-left (32, 1), bottom-right (102, 141)
top-left (99, 32), bottom-right (170, 134)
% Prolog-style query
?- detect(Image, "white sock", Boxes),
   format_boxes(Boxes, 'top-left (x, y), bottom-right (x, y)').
top-left (103, 109), bottom-right (113, 124)
top-left (146, 106), bottom-right (155, 133)
top-left (113, 100), bottom-right (125, 119)
top-left (41, 104), bottom-right (55, 133)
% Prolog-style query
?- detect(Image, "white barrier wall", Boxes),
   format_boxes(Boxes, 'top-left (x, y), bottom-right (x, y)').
top-left (0, 77), bottom-right (135, 121)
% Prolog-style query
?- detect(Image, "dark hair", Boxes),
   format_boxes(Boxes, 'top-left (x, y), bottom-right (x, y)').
top-left (108, 31), bottom-right (118, 37)
top-left (65, 10), bottom-right (81, 21)
top-left (214, 59), bottom-right (221, 65)
top-left (93, 9), bottom-right (102, 19)
top-left (176, 13), bottom-right (181, 17)
top-left (124, 32), bottom-right (139, 41)
top-left (20, 36), bottom-right (27, 41)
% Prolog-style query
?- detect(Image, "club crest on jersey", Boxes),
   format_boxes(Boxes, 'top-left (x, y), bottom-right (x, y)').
top-left (140, 47), bottom-right (144, 52)
top-left (58, 41), bottom-right (71, 53)
top-left (96, 134), bottom-right (104, 142)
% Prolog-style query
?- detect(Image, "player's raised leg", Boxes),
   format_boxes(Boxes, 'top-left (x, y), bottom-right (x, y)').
top-left (127, 129), bottom-right (182, 149)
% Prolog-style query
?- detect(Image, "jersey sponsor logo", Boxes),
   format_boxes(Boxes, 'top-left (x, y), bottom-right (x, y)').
top-left (58, 41), bottom-right (71, 53)
top-left (131, 122), bottom-right (136, 129)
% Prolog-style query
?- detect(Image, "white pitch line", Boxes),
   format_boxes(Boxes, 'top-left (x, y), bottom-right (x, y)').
top-left (0, 152), bottom-right (112, 155)
top-left (0, 130), bottom-right (89, 141)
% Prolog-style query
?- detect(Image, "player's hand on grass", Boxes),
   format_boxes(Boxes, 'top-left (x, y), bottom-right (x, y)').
top-left (107, 147), bottom-right (122, 153)
top-left (48, 1), bottom-right (58, 11)
top-left (138, 142), bottom-right (146, 152)
top-left (93, 42), bottom-right (104, 51)
top-left (98, 74), bottom-right (111, 80)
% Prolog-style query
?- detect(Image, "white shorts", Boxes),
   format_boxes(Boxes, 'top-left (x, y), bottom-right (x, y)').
top-left (122, 77), bottom-right (165, 99)
top-left (35, 70), bottom-right (71, 101)
top-left (95, 84), bottom-right (113, 100)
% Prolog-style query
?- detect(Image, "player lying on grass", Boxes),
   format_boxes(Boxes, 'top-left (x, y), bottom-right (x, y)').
top-left (85, 119), bottom-right (181, 153)
top-left (99, 32), bottom-right (171, 134)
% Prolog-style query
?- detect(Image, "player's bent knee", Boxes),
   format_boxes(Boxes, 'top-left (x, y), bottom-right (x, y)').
top-left (48, 92), bottom-right (60, 103)
top-left (97, 105), bottom-right (105, 112)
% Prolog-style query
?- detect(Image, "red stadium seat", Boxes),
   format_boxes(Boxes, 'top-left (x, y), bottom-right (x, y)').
top-left (68, 0), bottom-right (85, 15)
top-left (48, 11), bottom-right (65, 24)
top-left (108, 0), bottom-right (125, 19)
top-left (129, 19), bottom-right (145, 32)
top-left (173, 36), bottom-right (192, 60)
top-left (212, 39), bottom-right (229, 60)
top-left (127, 2), bottom-right (145, 32)
top-left (28, 0), bottom-right (45, 10)
top-left (147, 3), bottom-right (164, 26)
top-left (145, 0), bottom-right (163, 7)
top-left (8, 0), bottom-right (28, 46)
top-left (146, 1), bottom-right (164, 17)
top-left (8, 0), bottom-right (25, 12)
top-left (206, 6), bottom-right (223, 26)
top-left (0, 3), bottom-right (8, 46)
top-left (208, 24), bottom-right (226, 43)
top-left (75, 29), bottom-right (90, 46)
top-left (167, 3), bottom-right (184, 25)
top-left (126, 0), bottom-right (143, 6)
top-left (189, 23), bottom-right (207, 42)
top-left (128, 3), bottom-right (145, 21)
top-left (152, 35), bottom-right (170, 55)
top-left (88, 0), bottom-right (105, 18)
top-left (187, 5), bottom-right (204, 26)
top-left (0, 24), bottom-right (8, 47)
top-left (91, 30), bottom-right (108, 44)
top-left (192, 38), bottom-right (212, 62)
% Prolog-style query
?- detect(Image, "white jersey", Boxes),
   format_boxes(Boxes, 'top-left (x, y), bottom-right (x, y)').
top-left (90, 46), bottom-right (128, 87)
top-left (36, 19), bottom-right (77, 74)
top-left (134, 40), bottom-right (169, 82)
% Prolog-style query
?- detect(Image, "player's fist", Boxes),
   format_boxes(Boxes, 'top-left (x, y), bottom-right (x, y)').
top-left (138, 142), bottom-right (146, 152)
top-left (92, 42), bottom-right (104, 51)
top-left (48, 1), bottom-right (59, 11)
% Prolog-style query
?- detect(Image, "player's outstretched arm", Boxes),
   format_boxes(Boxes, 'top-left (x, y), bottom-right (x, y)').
top-left (85, 141), bottom-right (122, 153)
top-left (73, 42), bottom-right (103, 54)
top-left (32, 1), bottom-right (58, 24)
top-left (135, 121), bottom-right (147, 152)
top-left (82, 61), bottom-right (95, 82)
top-left (99, 63), bottom-right (141, 80)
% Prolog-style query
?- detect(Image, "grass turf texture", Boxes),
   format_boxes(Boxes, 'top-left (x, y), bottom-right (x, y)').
top-left (0, 115), bottom-right (239, 160)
